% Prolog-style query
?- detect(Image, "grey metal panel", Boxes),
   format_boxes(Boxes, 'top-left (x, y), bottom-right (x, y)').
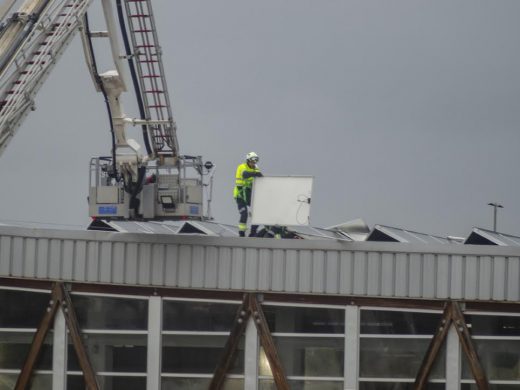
top-left (381, 253), bottom-right (394, 297)
top-left (23, 237), bottom-right (37, 277)
top-left (464, 256), bottom-right (478, 300)
top-left (422, 254), bottom-right (436, 298)
top-left (191, 246), bottom-right (205, 288)
top-left (231, 247), bottom-right (245, 290)
top-left (2, 225), bottom-right (520, 302)
top-left (492, 256), bottom-right (507, 300)
top-left (478, 256), bottom-right (492, 300)
top-left (204, 246), bottom-right (219, 289)
top-left (324, 251), bottom-right (339, 294)
top-left (151, 244), bottom-right (166, 286)
top-left (164, 244), bottom-right (178, 286)
top-left (271, 249), bottom-right (285, 292)
top-left (436, 254), bottom-right (450, 299)
top-left (298, 250), bottom-right (312, 293)
top-left (311, 250), bottom-right (325, 293)
top-left (12, 237), bottom-right (24, 277)
top-left (367, 252), bottom-right (380, 296)
top-left (285, 250), bottom-right (298, 292)
top-left (339, 251), bottom-right (353, 295)
top-left (244, 248), bottom-right (258, 290)
top-left (395, 254), bottom-right (408, 297)
top-left (258, 249), bottom-right (271, 291)
top-left (408, 254), bottom-right (422, 297)
top-left (507, 257), bottom-right (520, 300)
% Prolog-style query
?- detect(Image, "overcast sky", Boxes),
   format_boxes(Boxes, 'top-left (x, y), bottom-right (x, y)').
top-left (1, 0), bottom-right (520, 237)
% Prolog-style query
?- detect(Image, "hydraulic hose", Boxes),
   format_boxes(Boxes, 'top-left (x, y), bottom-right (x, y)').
top-left (83, 12), bottom-right (118, 179)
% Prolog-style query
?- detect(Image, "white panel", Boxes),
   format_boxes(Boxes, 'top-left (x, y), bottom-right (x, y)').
top-left (244, 318), bottom-right (259, 390)
top-left (312, 251), bottom-right (325, 293)
top-left (53, 309), bottom-right (67, 390)
top-left (446, 325), bottom-right (460, 390)
top-left (147, 296), bottom-right (162, 390)
top-left (250, 176), bottom-right (313, 226)
top-left (344, 306), bottom-right (359, 390)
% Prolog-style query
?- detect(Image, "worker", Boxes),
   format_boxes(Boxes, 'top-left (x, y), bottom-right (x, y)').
top-left (234, 152), bottom-right (263, 237)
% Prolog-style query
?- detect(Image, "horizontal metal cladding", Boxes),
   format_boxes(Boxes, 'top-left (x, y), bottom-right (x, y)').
top-left (0, 225), bottom-right (519, 301)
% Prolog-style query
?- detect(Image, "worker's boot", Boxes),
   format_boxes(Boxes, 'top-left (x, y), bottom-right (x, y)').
top-left (239, 231), bottom-right (245, 237)
top-left (249, 226), bottom-right (258, 237)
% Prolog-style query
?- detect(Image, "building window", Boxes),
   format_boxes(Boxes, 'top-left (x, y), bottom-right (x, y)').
top-left (161, 300), bottom-right (243, 387)
top-left (462, 313), bottom-right (520, 387)
top-left (67, 293), bottom-right (148, 389)
top-left (359, 308), bottom-right (445, 388)
top-left (259, 304), bottom-right (345, 388)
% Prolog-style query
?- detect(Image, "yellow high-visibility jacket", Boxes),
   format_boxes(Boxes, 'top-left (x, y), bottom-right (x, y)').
top-left (233, 163), bottom-right (261, 199)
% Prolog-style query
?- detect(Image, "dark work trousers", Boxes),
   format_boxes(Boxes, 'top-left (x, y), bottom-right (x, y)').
top-left (236, 196), bottom-right (258, 237)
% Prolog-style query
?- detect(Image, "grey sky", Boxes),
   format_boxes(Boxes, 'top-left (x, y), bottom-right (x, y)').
top-left (0, 0), bottom-right (519, 237)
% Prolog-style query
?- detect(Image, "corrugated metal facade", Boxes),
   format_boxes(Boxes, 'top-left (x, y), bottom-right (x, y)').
top-left (0, 225), bottom-right (519, 302)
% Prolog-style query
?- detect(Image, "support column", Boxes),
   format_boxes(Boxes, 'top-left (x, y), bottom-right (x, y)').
top-left (244, 317), bottom-right (259, 390)
top-left (147, 296), bottom-right (162, 390)
top-left (344, 305), bottom-right (359, 390)
top-left (52, 309), bottom-right (67, 390)
top-left (446, 326), bottom-right (461, 390)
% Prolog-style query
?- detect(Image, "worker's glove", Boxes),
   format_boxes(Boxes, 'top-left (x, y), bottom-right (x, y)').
top-left (254, 172), bottom-right (263, 177)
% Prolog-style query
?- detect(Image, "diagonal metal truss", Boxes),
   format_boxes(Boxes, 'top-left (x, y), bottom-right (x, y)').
top-left (209, 293), bottom-right (290, 390)
top-left (15, 282), bottom-right (99, 390)
top-left (414, 301), bottom-right (489, 390)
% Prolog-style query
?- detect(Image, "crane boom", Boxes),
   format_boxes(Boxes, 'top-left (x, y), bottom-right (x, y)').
top-left (0, 0), bottom-right (214, 221)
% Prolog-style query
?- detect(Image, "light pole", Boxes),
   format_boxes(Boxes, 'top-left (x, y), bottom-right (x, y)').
top-left (487, 202), bottom-right (503, 232)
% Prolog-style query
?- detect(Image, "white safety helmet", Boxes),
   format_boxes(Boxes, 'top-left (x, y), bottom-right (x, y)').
top-left (245, 152), bottom-right (259, 162)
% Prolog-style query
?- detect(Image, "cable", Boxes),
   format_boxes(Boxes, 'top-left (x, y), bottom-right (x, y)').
top-left (296, 194), bottom-right (310, 225)
top-left (83, 13), bottom-right (118, 179)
